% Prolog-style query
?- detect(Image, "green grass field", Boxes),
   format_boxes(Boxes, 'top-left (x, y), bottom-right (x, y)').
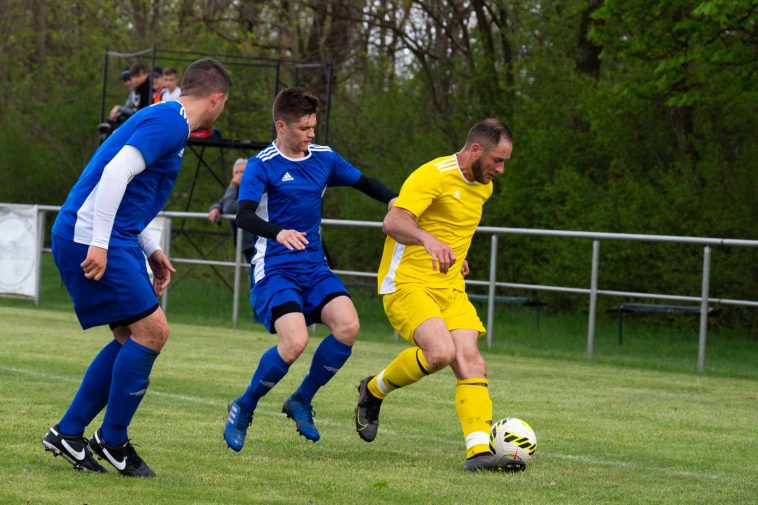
top-left (1, 304), bottom-right (756, 505)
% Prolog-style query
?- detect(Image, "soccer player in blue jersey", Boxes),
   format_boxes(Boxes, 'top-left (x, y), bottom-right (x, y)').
top-left (42, 59), bottom-right (231, 477)
top-left (223, 88), bottom-right (397, 451)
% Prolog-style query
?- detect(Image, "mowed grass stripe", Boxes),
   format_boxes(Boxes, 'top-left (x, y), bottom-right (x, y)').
top-left (0, 363), bottom-right (724, 482)
top-left (1, 306), bottom-right (756, 505)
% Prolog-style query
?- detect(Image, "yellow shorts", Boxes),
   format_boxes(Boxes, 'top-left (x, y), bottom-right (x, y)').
top-left (382, 286), bottom-right (486, 344)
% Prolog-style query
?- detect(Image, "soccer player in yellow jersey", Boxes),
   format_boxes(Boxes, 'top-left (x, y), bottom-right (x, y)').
top-left (354, 119), bottom-right (524, 472)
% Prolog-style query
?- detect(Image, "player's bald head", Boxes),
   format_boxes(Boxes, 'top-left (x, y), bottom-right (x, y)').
top-left (465, 119), bottom-right (513, 150)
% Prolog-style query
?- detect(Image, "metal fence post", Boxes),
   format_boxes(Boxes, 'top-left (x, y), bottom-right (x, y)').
top-left (161, 217), bottom-right (172, 314)
top-left (697, 246), bottom-right (711, 372)
top-left (232, 226), bottom-right (243, 327)
top-left (587, 240), bottom-right (600, 358)
top-left (486, 234), bottom-right (498, 349)
top-left (34, 208), bottom-right (45, 306)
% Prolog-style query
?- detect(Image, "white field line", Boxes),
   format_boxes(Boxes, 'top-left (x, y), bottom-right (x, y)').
top-left (0, 364), bottom-right (722, 481)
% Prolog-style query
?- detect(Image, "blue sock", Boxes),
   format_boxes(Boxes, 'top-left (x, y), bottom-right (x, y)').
top-left (294, 335), bottom-right (352, 404)
top-left (101, 339), bottom-right (158, 447)
top-left (58, 339), bottom-right (123, 435)
top-left (238, 346), bottom-right (289, 411)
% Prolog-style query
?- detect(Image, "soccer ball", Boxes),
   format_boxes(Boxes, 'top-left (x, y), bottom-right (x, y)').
top-left (490, 417), bottom-right (537, 462)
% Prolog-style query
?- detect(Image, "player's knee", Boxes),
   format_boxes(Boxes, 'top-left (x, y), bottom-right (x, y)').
top-left (470, 355), bottom-right (487, 377)
top-left (158, 323), bottom-right (170, 343)
top-left (331, 317), bottom-right (359, 345)
top-left (425, 342), bottom-right (457, 371)
top-left (279, 335), bottom-right (308, 362)
top-left (456, 348), bottom-right (487, 377)
top-left (150, 323), bottom-right (170, 349)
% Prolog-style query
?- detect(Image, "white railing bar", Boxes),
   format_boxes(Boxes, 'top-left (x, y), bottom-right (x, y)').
top-left (170, 258), bottom-right (237, 267)
top-left (35, 206), bottom-right (758, 247)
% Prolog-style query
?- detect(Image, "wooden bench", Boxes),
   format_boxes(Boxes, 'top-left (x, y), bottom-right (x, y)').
top-left (607, 303), bottom-right (719, 344)
top-left (469, 294), bottom-right (546, 332)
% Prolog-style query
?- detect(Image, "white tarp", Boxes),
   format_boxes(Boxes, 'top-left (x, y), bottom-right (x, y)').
top-left (0, 205), bottom-right (39, 299)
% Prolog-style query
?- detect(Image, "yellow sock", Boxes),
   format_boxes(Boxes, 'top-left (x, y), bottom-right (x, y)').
top-left (455, 378), bottom-right (493, 459)
top-left (368, 347), bottom-right (431, 400)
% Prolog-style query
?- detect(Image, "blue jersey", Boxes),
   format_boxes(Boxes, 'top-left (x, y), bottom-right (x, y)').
top-left (239, 142), bottom-right (362, 282)
top-left (53, 101), bottom-right (190, 247)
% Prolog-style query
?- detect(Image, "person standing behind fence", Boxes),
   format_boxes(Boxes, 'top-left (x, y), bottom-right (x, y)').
top-left (223, 87), bottom-right (397, 452)
top-left (43, 59), bottom-right (231, 478)
top-left (151, 66), bottom-right (164, 104)
top-left (208, 158), bottom-right (255, 268)
top-left (161, 67), bottom-right (181, 102)
top-left (354, 119), bottom-right (525, 473)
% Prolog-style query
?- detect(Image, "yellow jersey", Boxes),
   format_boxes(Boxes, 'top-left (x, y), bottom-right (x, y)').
top-left (378, 154), bottom-right (493, 293)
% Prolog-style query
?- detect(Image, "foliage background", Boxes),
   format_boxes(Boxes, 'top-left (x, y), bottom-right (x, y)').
top-left (0, 0), bottom-right (755, 330)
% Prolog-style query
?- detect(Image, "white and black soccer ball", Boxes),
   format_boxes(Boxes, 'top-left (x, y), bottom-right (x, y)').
top-left (490, 417), bottom-right (537, 462)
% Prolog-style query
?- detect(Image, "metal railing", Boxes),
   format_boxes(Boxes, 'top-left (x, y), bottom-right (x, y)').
top-left (27, 205), bottom-right (758, 372)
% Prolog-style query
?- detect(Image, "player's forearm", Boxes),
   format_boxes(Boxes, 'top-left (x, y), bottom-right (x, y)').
top-left (382, 208), bottom-right (434, 247)
top-left (352, 175), bottom-right (398, 204)
top-left (90, 146), bottom-right (146, 248)
top-left (138, 230), bottom-right (161, 258)
top-left (236, 199), bottom-right (283, 239)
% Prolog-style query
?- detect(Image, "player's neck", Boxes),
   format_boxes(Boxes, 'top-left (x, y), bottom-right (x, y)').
top-left (274, 138), bottom-right (307, 159)
top-left (455, 151), bottom-right (475, 182)
top-left (177, 97), bottom-right (203, 131)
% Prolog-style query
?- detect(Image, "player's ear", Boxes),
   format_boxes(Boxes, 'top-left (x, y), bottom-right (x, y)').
top-left (471, 143), bottom-right (484, 159)
top-left (274, 119), bottom-right (287, 134)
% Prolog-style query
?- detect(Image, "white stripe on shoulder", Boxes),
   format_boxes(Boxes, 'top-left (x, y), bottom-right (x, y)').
top-left (259, 152), bottom-right (279, 162)
top-left (309, 143), bottom-right (332, 151)
top-left (256, 145), bottom-right (277, 159)
top-left (434, 157), bottom-right (458, 172)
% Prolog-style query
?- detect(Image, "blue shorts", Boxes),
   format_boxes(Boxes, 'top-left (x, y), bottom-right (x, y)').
top-left (252, 264), bottom-right (349, 333)
top-left (52, 234), bottom-right (159, 330)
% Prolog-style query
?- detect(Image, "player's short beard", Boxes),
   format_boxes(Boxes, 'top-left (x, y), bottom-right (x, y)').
top-left (471, 158), bottom-right (486, 183)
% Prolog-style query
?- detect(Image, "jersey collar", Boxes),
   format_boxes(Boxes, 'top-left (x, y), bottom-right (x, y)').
top-left (271, 141), bottom-right (312, 162)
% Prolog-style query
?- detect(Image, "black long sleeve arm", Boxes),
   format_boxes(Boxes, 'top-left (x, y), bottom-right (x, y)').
top-left (351, 175), bottom-right (398, 204)
top-left (236, 200), bottom-right (283, 239)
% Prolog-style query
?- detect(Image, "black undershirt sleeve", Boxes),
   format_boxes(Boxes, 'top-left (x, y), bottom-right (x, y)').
top-left (351, 175), bottom-right (398, 204)
top-left (236, 199), bottom-right (283, 239)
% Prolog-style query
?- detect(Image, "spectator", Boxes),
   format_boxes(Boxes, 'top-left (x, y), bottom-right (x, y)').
top-left (151, 66), bottom-right (164, 104)
top-left (101, 63), bottom-right (151, 142)
top-left (120, 68), bottom-right (131, 89)
top-left (113, 62), bottom-right (150, 121)
top-left (161, 67), bottom-right (181, 102)
top-left (208, 158), bottom-right (255, 268)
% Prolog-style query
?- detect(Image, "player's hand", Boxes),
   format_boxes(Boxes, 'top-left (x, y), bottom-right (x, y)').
top-left (276, 229), bottom-right (309, 251)
top-left (387, 197), bottom-right (397, 210)
top-left (109, 105), bottom-right (121, 121)
top-left (422, 236), bottom-right (456, 274)
top-left (148, 250), bottom-right (176, 296)
top-left (460, 259), bottom-right (470, 277)
top-left (208, 207), bottom-right (221, 223)
top-left (81, 246), bottom-right (108, 281)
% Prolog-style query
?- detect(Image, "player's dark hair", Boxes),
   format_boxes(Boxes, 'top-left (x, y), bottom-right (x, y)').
top-left (162, 67), bottom-right (178, 77)
top-left (273, 87), bottom-right (319, 124)
top-left (466, 118), bottom-right (513, 147)
top-left (129, 62), bottom-right (147, 76)
top-left (180, 59), bottom-right (232, 98)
